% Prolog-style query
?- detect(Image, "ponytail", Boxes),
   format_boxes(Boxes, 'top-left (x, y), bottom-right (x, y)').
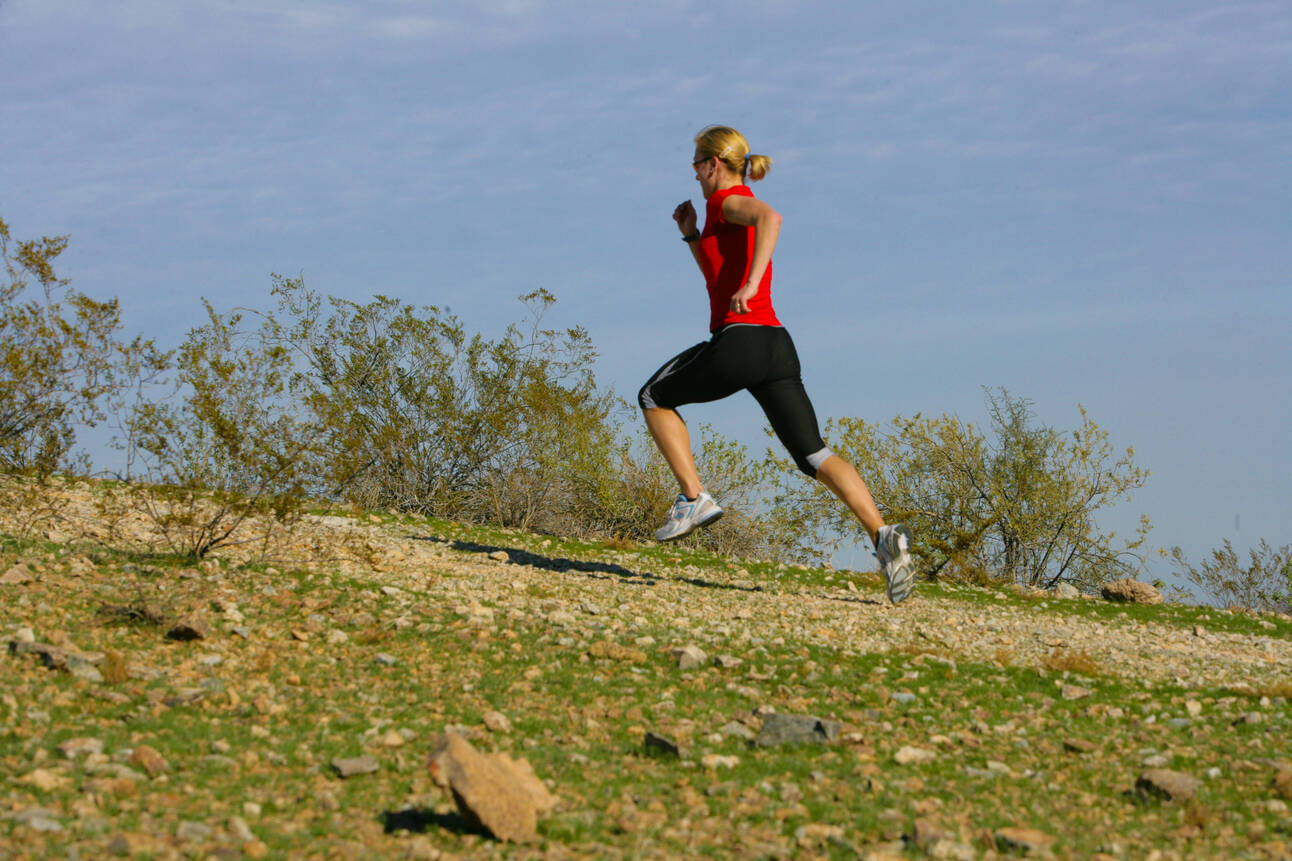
top-left (745, 153), bottom-right (773, 182)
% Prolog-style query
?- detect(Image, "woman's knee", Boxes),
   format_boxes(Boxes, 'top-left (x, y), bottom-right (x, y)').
top-left (795, 446), bottom-right (835, 477)
top-left (637, 382), bottom-right (658, 411)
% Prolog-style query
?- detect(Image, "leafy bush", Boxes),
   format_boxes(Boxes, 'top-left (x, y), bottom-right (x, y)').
top-left (572, 427), bottom-right (793, 558)
top-left (767, 388), bottom-right (1150, 587)
top-left (117, 300), bottom-right (318, 558)
top-left (1170, 539), bottom-right (1292, 614)
top-left (267, 278), bottom-right (621, 530)
top-left (0, 218), bottom-right (156, 474)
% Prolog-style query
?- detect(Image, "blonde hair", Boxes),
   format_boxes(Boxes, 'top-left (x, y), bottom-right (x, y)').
top-left (694, 125), bottom-right (772, 182)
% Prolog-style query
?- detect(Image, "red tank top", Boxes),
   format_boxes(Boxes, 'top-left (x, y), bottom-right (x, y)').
top-left (697, 185), bottom-right (782, 332)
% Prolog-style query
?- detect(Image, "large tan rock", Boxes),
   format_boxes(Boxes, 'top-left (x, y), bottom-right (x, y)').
top-left (1273, 768), bottom-right (1292, 801)
top-left (1100, 578), bottom-right (1163, 605)
top-left (1136, 768), bottom-right (1200, 801)
top-left (427, 733), bottom-right (555, 843)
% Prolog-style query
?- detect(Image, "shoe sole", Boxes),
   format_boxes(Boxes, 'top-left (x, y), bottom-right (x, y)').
top-left (884, 524), bottom-right (915, 605)
top-left (656, 509), bottom-right (724, 542)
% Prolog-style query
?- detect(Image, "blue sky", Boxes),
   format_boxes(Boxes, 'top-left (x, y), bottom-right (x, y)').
top-left (3, 1), bottom-right (1289, 581)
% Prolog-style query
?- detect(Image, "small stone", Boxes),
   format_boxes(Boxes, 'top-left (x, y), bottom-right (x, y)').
top-left (1234, 712), bottom-right (1266, 726)
top-left (108, 833), bottom-right (155, 856)
top-left (228, 816), bottom-right (255, 843)
top-left (795, 822), bottom-right (845, 848)
top-left (483, 711), bottom-right (512, 733)
top-left (1137, 768), bottom-right (1201, 802)
top-left (129, 745), bottom-right (169, 777)
top-left (1053, 583), bottom-right (1080, 600)
top-left (891, 691), bottom-right (917, 704)
top-left (165, 619), bottom-right (209, 641)
top-left (713, 654), bottom-right (742, 669)
top-left (1100, 578), bottom-right (1163, 605)
top-left (332, 755), bottom-right (380, 778)
top-left (994, 827), bottom-right (1056, 854)
top-left (718, 720), bottom-right (755, 741)
top-left (912, 817), bottom-right (949, 848)
top-left (928, 839), bottom-right (977, 860)
top-left (242, 840), bottom-right (270, 859)
top-left (1063, 738), bottom-right (1097, 754)
top-left (1272, 769), bottom-right (1292, 800)
top-left (0, 563), bottom-right (34, 585)
top-left (700, 754), bottom-right (740, 769)
top-left (326, 629), bottom-right (349, 645)
top-left (14, 807), bottom-right (63, 831)
top-left (175, 821), bottom-right (212, 842)
top-left (379, 730), bottom-right (406, 748)
top-left (756, 713), bottom-right (841, 747)
top-left (58, 737), bottom-right (105, 759)
top-left (375, 653), bottom-right (398, 666)
top-left (69, 662), bottom-right (104, 682)
top-left (643, 732), bottom-right (681, 758)
top-left (488, 550), bottom-right (509, 562)
top-left (1061, 685), bottom-right (1091, 700)
top-left (19, 769), bottom-right (70, 791)
top-left (14, 626), bottom-right (35, 643)
top-left (672, 644), bottom-right (708, 670)
top-left (894, 746), bottom-right (938, 765)
top-left (1185, 700), bottom-right (1203, 717)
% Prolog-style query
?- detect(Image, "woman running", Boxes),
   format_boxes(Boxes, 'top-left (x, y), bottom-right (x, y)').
top-left (638, 124), bottom-right (916, 604)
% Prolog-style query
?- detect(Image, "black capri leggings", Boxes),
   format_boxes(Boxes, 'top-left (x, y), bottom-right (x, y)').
top-left (637, 324), bottom-right (834, 477)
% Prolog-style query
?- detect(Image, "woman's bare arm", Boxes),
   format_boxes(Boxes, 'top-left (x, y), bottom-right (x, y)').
top-left (721, 194), bottom-right (782, 314)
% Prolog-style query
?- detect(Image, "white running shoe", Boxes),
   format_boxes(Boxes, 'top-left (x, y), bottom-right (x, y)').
top-left (655, 492), bottom-right (724, 542)
top-left (876, 524), bottom-right (916, 604)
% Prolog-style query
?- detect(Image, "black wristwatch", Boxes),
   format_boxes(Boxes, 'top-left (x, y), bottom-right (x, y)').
top-left (681, 231), bottom-right (701, 243)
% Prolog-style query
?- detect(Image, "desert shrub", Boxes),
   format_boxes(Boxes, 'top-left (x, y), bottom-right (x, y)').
top-left (0, 217), bottom-right (157, 474)
top-left (117, 300), bottom-right (318, 558)
top-left (688, 432), bottom-right (803, 560)
top-left (767, 388), bottom-right (1150, 587)
top-left (568, 426), bottom-right (794, 558)
top-left (268, 278), bottom-right (620, 529)
top-left (1170, 539), bottom-right (1291, 614)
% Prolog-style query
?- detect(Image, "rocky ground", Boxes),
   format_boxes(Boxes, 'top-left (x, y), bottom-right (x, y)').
top-left (2, 480), bottom-right (1291, 859)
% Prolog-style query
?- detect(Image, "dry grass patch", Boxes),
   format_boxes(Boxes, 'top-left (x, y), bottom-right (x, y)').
top-left (1041, 647), bottom-right (1103, 676)
top-left (100, 649), bottom-right (130, 685)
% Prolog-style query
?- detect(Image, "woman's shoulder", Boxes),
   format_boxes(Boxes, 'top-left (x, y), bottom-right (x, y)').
top-left (706, 185), bottom-right (754, 220)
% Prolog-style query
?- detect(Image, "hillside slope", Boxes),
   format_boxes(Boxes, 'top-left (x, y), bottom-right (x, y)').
top-left (3, 483), bottom-right (1290, 859)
